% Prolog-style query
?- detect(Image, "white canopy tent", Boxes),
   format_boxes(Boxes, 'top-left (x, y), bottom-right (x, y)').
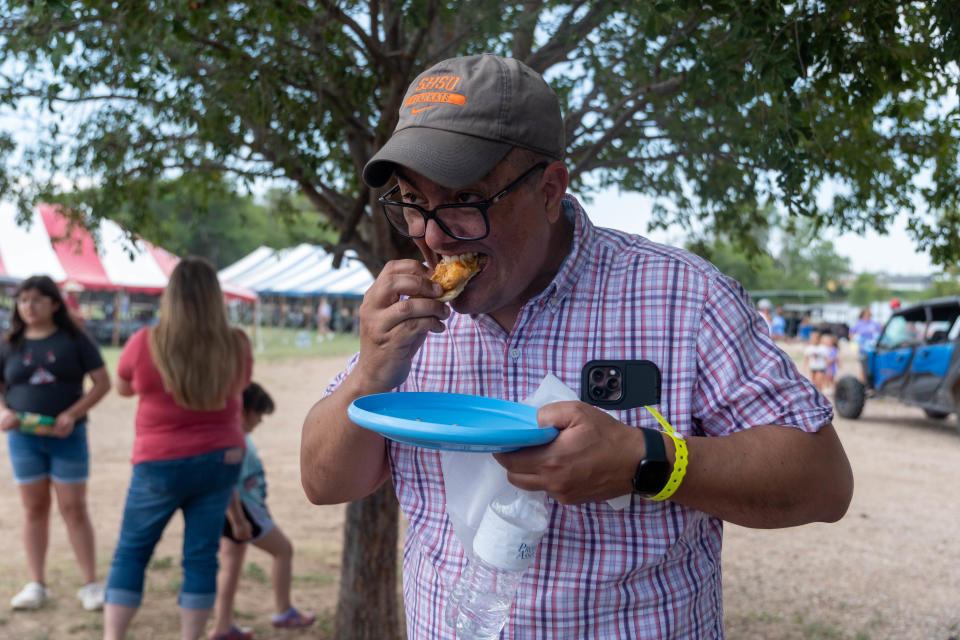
top-left (1, 201), bottom-right (259, 345)
top-left (219, 245), bottom-right (374, 351)
top-left (218, 244), bottom-right (374, 298)
top-left (0, 202), bottom-right (257, 301)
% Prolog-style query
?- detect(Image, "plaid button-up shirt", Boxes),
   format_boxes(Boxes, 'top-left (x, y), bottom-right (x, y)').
top-left (327, 196), bottom-right (832, 639)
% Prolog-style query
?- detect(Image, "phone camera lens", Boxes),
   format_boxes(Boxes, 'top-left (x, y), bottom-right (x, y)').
top-left (591, 369), bottom-right (605, 383)
top-left (606, 377), bottom-right (620, 391)
top-left (591, 386), bottom-right (606, 399)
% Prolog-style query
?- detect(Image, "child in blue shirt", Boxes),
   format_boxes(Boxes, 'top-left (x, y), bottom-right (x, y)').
top-left (209, 383), bottom-right (315, 640)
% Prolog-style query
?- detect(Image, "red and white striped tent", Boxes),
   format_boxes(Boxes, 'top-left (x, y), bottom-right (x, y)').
top-left (0, 202), bottom-right (257, 301)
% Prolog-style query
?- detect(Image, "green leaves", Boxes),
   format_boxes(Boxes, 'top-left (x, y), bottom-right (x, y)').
top-left (0, 0), bottom-right (957, 267)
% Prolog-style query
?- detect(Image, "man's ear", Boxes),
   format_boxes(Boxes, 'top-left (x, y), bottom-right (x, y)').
top-left (540, 162), bottom-right (569, 223)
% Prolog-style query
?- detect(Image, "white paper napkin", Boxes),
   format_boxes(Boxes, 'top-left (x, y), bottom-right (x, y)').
top-left (440, 375), bottom-right (632, 555)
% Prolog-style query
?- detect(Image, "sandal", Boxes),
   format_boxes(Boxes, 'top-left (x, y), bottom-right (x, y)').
top-left (208, 624), bottom-right (253, 640)
top-left (270, 606), bottom-right (317, 629)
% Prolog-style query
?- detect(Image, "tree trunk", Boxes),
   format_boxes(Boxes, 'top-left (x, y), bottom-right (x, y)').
top-left (335, 481), bottom-right (403, 640)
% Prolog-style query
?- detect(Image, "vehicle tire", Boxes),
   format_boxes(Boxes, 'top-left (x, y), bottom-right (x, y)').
top-left (834, 376), bottom-right (866, 419)
top-left (922, 409), bottom-right (950, 420)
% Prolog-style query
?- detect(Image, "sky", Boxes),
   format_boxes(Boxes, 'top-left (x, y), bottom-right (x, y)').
top-left (582, 189), bottom-right (936, 276)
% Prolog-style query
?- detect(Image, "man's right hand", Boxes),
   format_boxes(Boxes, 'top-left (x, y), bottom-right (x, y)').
top-left (353, 259), bottom-right (450, 392)
top-left (301, 259), bottom-right (448, 505)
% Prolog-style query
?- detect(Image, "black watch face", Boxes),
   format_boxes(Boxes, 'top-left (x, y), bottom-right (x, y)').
top-left (634, 459), bottom-right (671, 495)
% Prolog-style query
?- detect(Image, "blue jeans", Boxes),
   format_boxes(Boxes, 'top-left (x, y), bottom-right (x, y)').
top-left (105, 448), bottom-right (241, 609)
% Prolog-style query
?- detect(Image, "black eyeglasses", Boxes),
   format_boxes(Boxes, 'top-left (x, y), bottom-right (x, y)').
top-left (378, 162), bottom-right (548, 241)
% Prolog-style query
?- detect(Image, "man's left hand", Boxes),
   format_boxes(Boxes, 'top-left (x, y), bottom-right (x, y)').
top-left (494, 401), bottom-right (643, 504)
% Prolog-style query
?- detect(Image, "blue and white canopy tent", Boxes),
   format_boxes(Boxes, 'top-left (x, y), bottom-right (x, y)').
top-left (218, 244), bottom-right (374, 350)
top-left (218, 244), bottom-right (374, 298)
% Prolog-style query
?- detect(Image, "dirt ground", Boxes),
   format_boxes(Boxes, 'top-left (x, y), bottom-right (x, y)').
top-left (1, 345), bottom-right (959, 640)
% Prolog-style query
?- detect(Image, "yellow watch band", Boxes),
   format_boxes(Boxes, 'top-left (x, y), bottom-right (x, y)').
top-left (643, 406), bottom-right (688, 502)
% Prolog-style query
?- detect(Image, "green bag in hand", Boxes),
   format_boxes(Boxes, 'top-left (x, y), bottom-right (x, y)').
top-left (17, 412), bottom-right (56, 436)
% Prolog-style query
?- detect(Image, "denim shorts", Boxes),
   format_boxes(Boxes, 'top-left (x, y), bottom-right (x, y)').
top-left (6, 421), bottom-right (89, 485)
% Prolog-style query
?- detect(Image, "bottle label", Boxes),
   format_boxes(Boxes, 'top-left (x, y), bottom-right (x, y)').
top-left (472, 506), bottom-right (543, 571)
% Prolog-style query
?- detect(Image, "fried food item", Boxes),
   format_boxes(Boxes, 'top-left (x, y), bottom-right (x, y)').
top-left (431, 253), bottom-right (481, 302)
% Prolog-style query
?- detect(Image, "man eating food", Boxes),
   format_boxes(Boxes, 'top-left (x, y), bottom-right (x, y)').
top-left (301, 53), bottom-right (853, 640)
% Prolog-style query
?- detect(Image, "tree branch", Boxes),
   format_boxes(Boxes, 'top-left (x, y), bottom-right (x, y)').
top-left (317, 0), bottom-right (388, 67)
top-left (568, 75), bottom-right (684, 176)
top-left (402, 0), bottom-right (440, 60)
top-left (525, 1), bottom-right (613, 72)
top-left (511, 0), bottom-right (545, 59)
top-left (119, 160), bottom-right (282, 181)
top-left (3, 84), bottom-right (164, 109)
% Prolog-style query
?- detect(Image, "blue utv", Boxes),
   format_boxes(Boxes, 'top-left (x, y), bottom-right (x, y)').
top-left (834, 297), bottom-right (960, 430)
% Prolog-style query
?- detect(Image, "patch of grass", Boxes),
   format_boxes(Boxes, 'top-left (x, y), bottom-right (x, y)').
top-left (743, 610), bottom-right (784, 626)
top-left (244, 562), bottom-right (268, 584)
top-left (100, 346), bottom-right (121, 372)
top-left (864, 611), bottom-right (886, 630)
top-left (799, 619), bottom-right (843, 639)
top-left (101, 328), bottom-right (359, 366)
top-left (149, 556), bottom-right (174, 570)
top-left (292, 571), bottom-right (336, 586)
top-left (68, 618), bottom-right (103, 633)
top-left (244, 327), bottom-right (360, 361)
top-left (164, 577), bottom-right (182, 594)
top-left (315, 610), bottom-right (335, 633)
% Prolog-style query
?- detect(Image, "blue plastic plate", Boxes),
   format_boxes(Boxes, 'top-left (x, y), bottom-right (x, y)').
top-left (347, 392), bottom-right (558, 452)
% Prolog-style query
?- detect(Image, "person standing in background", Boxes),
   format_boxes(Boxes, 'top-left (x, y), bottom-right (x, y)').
top-left (771, 306), bottom-right (787, 341)
top-left (103, 258), bottom-right (252, 640)
top-left (803, 330), bottom-right (828, 392)
top-left (823, 334), bottom-right (839, 394)
top-left (849, 308), bottom-right (882, 352)
top-left (315, 297), bottom-right (332, 341)
top-left (756, 298), bottom-right (774, 332)
top-left (0, 275), bottom-right (111, 611)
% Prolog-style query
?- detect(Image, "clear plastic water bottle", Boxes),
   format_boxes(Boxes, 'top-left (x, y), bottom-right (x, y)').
top-left (443, 551), bottom-right (472, 628)
top-left (453, 486), bottom-right (549, 639)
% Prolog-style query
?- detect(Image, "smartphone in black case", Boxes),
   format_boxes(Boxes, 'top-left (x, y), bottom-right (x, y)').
top-left (580, 360), bottom-right (661, 410)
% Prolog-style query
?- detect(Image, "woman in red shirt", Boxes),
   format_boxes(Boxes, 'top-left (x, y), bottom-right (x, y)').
top-left (103, 257), bottom-right (252, 640)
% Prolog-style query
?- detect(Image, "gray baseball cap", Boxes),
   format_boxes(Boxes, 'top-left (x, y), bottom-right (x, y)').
top-left (363, 54), bottom-right (564, 189)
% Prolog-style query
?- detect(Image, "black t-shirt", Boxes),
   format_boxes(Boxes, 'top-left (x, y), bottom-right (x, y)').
top-left (0, 328), bottom-right (105, 418)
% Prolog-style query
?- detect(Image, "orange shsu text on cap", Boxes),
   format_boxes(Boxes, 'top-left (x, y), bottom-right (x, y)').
top-left (414, 75), bottom-right (462, 92)
top-left (404, 75), bottom-right (466, 110)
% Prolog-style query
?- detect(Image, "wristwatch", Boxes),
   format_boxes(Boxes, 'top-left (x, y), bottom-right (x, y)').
top-left (632, 428), bottom-right (671, 497)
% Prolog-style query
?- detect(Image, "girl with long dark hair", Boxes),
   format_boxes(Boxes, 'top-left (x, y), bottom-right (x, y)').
top-left (0, 275), bottom-right (112, 611)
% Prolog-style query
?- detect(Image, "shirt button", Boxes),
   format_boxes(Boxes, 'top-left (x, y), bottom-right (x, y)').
top-left (509, 348), bottom-right (521, 360)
